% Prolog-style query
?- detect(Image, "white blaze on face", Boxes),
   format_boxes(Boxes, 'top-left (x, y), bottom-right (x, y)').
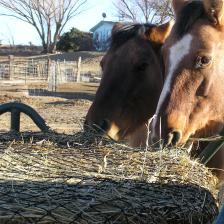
top-left (152, 34), bottom-right (193, 135)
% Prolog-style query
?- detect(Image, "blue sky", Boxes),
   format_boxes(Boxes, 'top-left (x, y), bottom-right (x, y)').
top-left (0, 0), bottom-right (116, 45)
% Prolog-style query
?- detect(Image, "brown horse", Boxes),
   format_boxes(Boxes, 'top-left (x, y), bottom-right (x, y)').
top-left (152, 0), bottom-right (224, 179)
top-left (85, 22), bottom-right (172, 147)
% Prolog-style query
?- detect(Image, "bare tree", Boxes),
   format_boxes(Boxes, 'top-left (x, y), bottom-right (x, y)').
top-left (0, 0), bottom-right (88, 53)
top-left (114, 0), bottom-right (174, 24)
top-left (152, 0), bottom-right (174, 24)
top-left (0, 24), bottom-right (15, 47)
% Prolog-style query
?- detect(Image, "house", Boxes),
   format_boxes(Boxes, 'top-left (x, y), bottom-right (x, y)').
top-left (90, 21), bottom-right (116, 51)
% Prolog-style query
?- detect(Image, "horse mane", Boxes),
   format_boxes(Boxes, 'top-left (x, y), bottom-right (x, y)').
top-left (110, 23), bottom-right (156, 49)
top-left (175, 1), bottom-right (206, 38)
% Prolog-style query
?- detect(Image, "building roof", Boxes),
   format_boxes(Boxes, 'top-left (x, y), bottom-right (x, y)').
top-left (90, 21), bottom-right (116, 32)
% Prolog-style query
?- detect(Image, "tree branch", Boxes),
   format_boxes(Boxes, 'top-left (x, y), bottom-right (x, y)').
top-left (0, 0), bottom-right (89, 53)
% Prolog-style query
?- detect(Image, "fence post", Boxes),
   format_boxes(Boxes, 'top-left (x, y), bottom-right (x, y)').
top-left (8, 55), bottom-right (14, 80)
top-left (47, 57), bottom-right (51, 79)
top-left (47, 61), bottom-right (55, 92)
top-left (25, 67), bottom-right (27, 85)
top-left (76, 56), bottom-right (81, 83)
top-left (52, 61), bottom-right (57, 92)
top-left (55, 61), bottom-right (58, 92)
top-left (32, 59), bottom-right (34, 77)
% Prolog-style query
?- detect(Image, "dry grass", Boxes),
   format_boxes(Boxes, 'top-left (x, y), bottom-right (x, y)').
top-left (0, 131), bottom-right (219, 223)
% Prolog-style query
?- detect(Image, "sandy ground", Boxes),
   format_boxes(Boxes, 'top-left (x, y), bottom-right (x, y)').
top-left (0, 82), bottom-right (98, 134)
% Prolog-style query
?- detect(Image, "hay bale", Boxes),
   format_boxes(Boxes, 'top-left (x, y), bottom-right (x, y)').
top-left (0, 132), bottom-right (219, 223)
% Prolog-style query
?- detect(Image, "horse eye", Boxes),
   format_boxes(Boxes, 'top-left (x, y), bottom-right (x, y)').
top-left (195, 55), bottom-right (212, 69)
top-left (137, 62), bottom-right (148, 71)
top-left (100, 60), bottom-right (104, 70)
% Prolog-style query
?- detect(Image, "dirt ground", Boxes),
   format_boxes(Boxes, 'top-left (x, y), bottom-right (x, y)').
top-left (0, 82), bottom-right (99, 134)
top-left (0, 51), bottom-right (103, 134)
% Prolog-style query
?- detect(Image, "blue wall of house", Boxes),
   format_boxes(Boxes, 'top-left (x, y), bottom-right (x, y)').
top-left (92, 22), bottom-right (115, 51)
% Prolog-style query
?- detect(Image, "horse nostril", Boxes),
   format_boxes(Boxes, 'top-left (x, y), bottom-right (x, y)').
top-left (172, 131), bottom-right (182, 145)
top-left (99, 119), bottom-right (110, 131)
top-left (92, 119), bottom-right (110, 132)
top-left (165, 130), bottom-right (182, 146)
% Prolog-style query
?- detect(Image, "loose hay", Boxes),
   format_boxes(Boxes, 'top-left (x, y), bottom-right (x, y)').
top-left (0, 132), bottom-right (219, 223)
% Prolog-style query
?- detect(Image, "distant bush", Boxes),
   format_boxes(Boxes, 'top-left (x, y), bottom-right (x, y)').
top-left (57, 28), bottom-right (93, 52)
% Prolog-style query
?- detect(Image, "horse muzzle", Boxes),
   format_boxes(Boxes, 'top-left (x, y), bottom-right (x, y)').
top-left (84, 119), bottom-right (121, 141)
top-left (164, 130), bottom-right (183, 146)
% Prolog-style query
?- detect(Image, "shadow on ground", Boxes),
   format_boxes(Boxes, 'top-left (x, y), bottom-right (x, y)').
top-left (28, 89), bottom-right (95, 101)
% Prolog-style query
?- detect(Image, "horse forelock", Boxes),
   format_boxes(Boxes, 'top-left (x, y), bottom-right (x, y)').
top-left (110, 23), bottom-right (155, 49)
top-left (175, 1), bottom-right (206, 38)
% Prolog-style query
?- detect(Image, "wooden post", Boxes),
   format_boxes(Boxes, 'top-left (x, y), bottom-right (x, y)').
top-left (52, 61), bottom-right (57, 92)
top-left (8, 55), bottom-right (14, 80)
top-left (47, 61), bottom-right (56, 92)
top-left (47, 58), bottom-right (51, 79)
top-left (25, 67), bottom-right (27, 85)
top-left (55, 61), bottom-right (58, 92)
top-left (31, 59), bottom-right (34, 76)
top-left (76, 56), bottom-right (81, 83)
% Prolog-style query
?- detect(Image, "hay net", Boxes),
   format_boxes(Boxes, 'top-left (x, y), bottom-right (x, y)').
top-left (0, 132), bottom-right (219, 224)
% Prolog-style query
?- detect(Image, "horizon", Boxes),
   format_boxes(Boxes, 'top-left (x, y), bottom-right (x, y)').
top-left (0, 0), bottom-right (117, 46)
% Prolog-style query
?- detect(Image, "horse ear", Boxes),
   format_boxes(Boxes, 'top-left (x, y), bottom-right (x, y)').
top-left (172, 0), bottom-right (189, 16)
top-left (203, 0), bottom-right (224, 26)
top-left (145, 21), bottom-right (174, 44)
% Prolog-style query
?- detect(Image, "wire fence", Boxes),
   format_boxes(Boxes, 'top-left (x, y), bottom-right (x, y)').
top-left (0, 55), bottom-right (102, 91)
